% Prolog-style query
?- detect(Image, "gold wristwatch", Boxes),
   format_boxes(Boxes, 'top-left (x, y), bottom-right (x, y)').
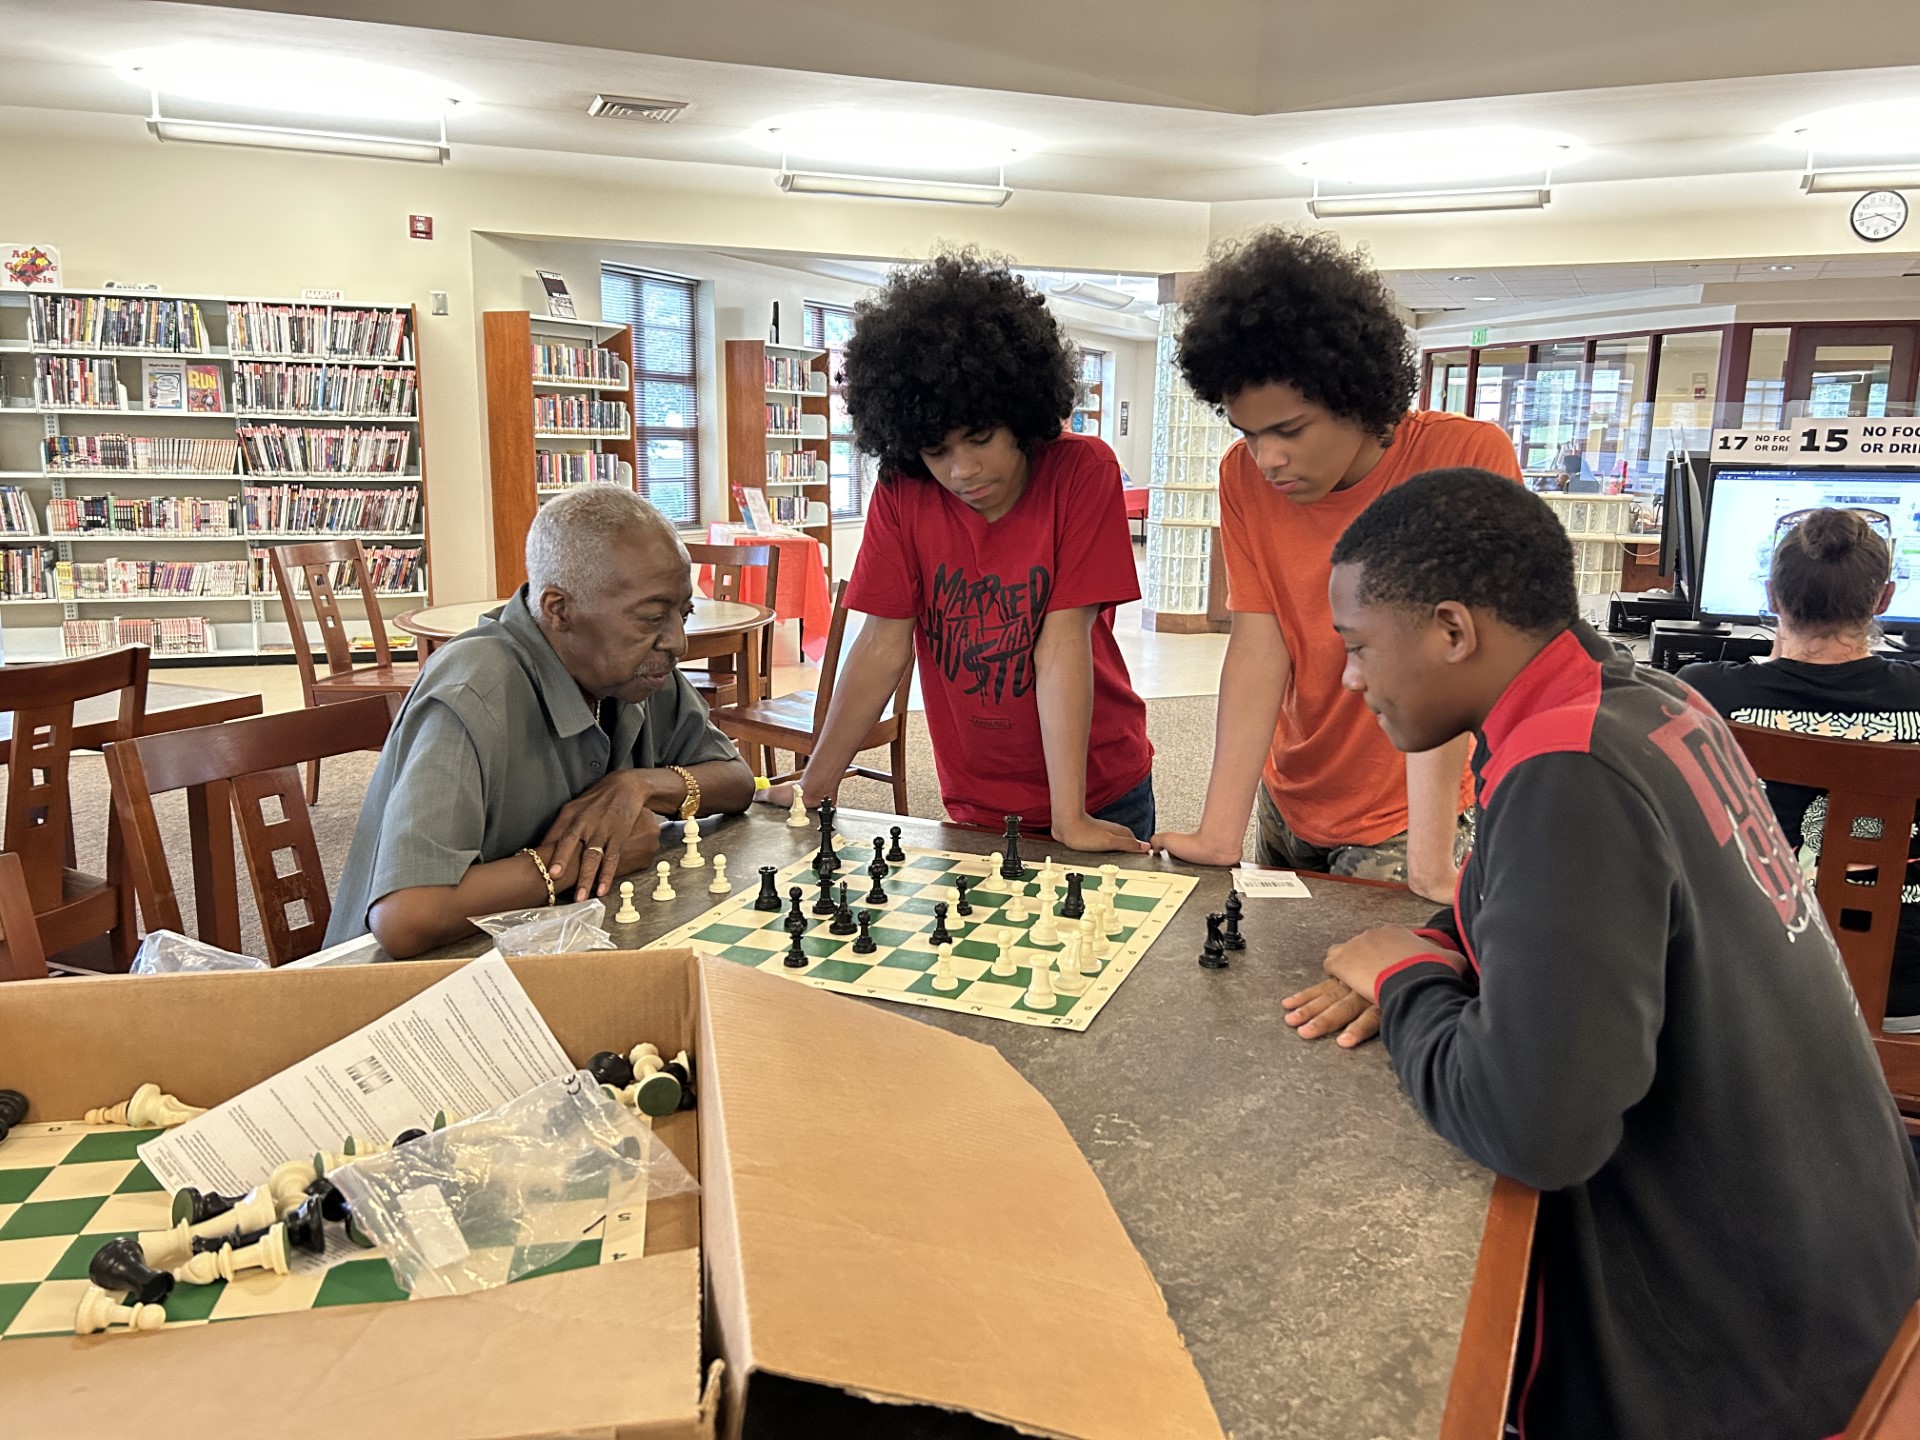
top-left (667, 765), bottom-right (700, 820)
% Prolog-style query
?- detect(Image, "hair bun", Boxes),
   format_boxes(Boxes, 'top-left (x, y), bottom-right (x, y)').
top-left (1797, 507), bottom-right (1865, 560)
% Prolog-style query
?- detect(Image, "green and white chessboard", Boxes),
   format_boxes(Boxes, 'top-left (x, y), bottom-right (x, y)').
top-left (651, 843), bottom-right (1197, 1031)
top-left (0, 1121), bottom-right (648, 1341)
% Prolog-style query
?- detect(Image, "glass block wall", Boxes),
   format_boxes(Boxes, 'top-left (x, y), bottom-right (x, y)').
top-left (1145, 304), bottom-right (1235, 617)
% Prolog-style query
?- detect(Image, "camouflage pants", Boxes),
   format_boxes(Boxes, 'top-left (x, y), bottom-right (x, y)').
top-left (1254, 785), bottom-right (1473, 883)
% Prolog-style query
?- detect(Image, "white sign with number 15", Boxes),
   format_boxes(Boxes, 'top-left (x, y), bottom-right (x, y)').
top-left (1711, 418), bottom-right (1920, 467)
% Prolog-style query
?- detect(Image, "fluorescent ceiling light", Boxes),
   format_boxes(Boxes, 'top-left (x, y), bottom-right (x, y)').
top-left (756, 109), bottom-right (1029, 172)
top-left (1802, 166), bottom-right (1920, 193)
top-left (149, 115), bottom-right (449, 164)
top-left (119, 45), bottom-right (463, 123)
top-left (776, 170), bottom-right (1010, 207)
top-left (1049, 280), bottom-right (1137, 310)
top-left (1473, 295), bottom-right (1499, 302)
top-left (1288, 127), bottom-right (1580, 186)
top-left (1785, 100), bottom-right (1920, 156)
top-left (1309, 187), bottom-right (1550, 218)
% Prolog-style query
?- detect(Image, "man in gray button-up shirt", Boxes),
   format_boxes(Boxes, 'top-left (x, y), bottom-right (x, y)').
top-left (327, 488), bottom-right (754, 958)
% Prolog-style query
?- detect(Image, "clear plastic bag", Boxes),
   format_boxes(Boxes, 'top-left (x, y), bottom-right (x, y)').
top-left (327, 1071), bottom-right (698, 1298)
top-left (130, 929), bottom-right (268, 975)
top-left (471, 898), bottom-right (615, 956)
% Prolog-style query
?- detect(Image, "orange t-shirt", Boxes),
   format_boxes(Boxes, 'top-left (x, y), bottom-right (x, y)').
top-left (1218, 410), bottom-right (1522, 847)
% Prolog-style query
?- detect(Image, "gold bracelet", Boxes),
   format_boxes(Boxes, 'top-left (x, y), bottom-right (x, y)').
top-left (521, 848), bottom-right (556, 906)
top-left (667, 765), bottom-right (700, 820)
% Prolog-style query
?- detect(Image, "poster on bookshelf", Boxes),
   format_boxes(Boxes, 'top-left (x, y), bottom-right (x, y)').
top-left (0, 243), bottom-right (60, 290)
top-left (145, 359), bottom-right (187, 413)
top-left (536, 271), bottom-right (577, 319)
top-left (185, 363), bottom-right (225, 413)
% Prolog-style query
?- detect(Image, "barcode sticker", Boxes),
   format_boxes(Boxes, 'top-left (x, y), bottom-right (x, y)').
top-left (346, 1053), bottom-right (394, 1096)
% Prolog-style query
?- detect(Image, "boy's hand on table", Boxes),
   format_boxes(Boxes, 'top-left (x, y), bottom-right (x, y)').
top-left (1052, 812), bottom-right (1150, 854)
top-left (1280, 979), bottom-right (1381, 1049)
top-left (1149, 829), bottom-right (1243, 866)
top-left (1323, 925), bottom-right (1466, 1005)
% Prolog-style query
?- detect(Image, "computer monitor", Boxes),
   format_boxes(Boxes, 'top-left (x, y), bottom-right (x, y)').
top-left (1695, 467), bottom-right (1920, 632)
top-left (1659, 454), bottom-right (1711, 599)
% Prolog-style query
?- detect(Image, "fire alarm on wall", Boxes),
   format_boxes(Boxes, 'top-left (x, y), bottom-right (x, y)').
top-left (408, 215), bottom-right (433, 240)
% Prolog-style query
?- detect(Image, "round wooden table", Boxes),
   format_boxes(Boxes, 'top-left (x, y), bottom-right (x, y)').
top-left (394, 596), bottom-right (776, 701)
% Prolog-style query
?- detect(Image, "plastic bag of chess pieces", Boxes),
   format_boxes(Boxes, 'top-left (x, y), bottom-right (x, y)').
top-left (130, 929), bottom-right (268, 976)
top-left (471, 898), bottom-right (616, 957)
top-left (327, 1070), bottom-right (698, 1299)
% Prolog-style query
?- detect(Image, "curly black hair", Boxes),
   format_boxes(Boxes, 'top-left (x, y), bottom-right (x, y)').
top-left (1330, 468), bottom-right (1577, 634)
top-left (1175, 227), bottom-right (1416, 441)
top-left (840, 250), bottom-right (1078, 480)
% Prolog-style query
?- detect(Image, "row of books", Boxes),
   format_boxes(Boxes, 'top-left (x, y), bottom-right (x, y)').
top-left (532, 344), bottom-right (627, 385)
top-left (0, 487), bottom-right (36, 535)
top-left (764, 356), bottom-right (815, 391)
top-left (34, 357), bottom-right (124, 409)
top-left (0, 547), bottom-right (54, 599)
top-left (242, 485), bottom-right (420, 534)
top-left (533, 396), bottom-right (629, 434)
top-left (766, 451), bottom-right (821, 481)
top-left (250, 546), bottom-right (424, 597)
top-left (45, 435), bottom-right (240, 473)
top-left (765, 403), bottom-right (803, 434)
top-left (57, 558), bottom-right (250, 599)
top-left (236, 424), bottom-right (412, 477)
top-left (231, 363), bottom-right (417, 417)
top-left (536, 452), bottom-right (626, 488)
top-left (764, 493), bottom-right (818, 525)
top-left (64, 617), bottom-right (213, 658)
top-left (28, 295), bottom-right (211, 353)
top-left (228, 303), bottom-right (411, 361)
top-left (49, 496), bottom-right (236, 537)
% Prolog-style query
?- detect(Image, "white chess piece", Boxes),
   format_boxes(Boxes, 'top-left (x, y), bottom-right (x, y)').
top-left (74, 1286), bottom-right (165, 1335)
top-left (1099, 862), bottom-right (1118, 892)
top-left (178, 1222), bottom-right (291, 1285)
top-left (86, 1083), bottom-right (204, 1128)
top-left (628, 1041), bottom-right (661, 1071)
top-left (268, 1158), bottom-right (319, 1214)
top-left (930, 943), bottom-right (960, 992)
top-left (1053, 932), bottom-right (1089, 995)
top-left (615, 881), bottom-right (640, 923)
top-left (136, 1222), bottom-right (193, 1272)
top-left (1025, 951), bottom-right (1056, 1008)
top-left (1102, 892), bottom-right (1124, 938)
top-left (680, 815), bottom-right (706, 869)
top-left (786, 786), bottom-right (809, 827)
top-left (652, 861), bottom-right (677, 901)
top-left (989, 930), bottom-right (1017, 977)
top-left (708, 855), bottom-right (731, 895)
top-left (1030, 884), bottom-right (1059, 945)
top-left (187, 1188), bottom-right (278, 1243)
top-left (1005, 889), bottom-right (1029, 923)
top-left (1086, 913), bottom-right (1111, 962)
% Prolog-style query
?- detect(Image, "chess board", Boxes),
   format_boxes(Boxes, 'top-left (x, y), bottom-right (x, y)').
top-left (0, 1121), bottom-right (647, 1341)
top-left (650, 843), bottom-right (1197, 1031)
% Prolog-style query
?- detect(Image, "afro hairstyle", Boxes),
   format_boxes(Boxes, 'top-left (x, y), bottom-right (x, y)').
top-left (1175, 227), bottom-right (1416, 441)
top-left (840, 250), bottom-right (1078, 480)
top-left (1330, 467), bottom-right (1578, 635)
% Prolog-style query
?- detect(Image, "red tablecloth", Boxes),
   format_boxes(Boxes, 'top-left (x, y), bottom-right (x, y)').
top-left (702, 528), bottom-right (831, 661)
top-left (1122, 487), bottom-right (1150, 520)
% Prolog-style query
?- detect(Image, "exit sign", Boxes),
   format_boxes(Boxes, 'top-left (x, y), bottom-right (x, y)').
top-left (1470, 326), bottom-right (1489, 346)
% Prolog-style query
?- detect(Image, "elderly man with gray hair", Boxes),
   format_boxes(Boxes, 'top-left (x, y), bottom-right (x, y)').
top-left (327, 486), bottom-right (754, 959)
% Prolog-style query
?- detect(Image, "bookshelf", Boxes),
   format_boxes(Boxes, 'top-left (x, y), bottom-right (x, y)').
top-left (1072, 349), bottom-right (1106, 438)
top-left (483, 310), bottom-right (635, 593)
top-left (0, 289), bottom-right (432, 664)
top-left (723, 339), bottom-right (833, 573)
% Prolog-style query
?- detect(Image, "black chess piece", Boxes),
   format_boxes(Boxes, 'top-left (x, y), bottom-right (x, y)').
top-left (89, 1235), bottom-right (174, 1306)
top-left (1061, 872), bottom-right (1086, 921)
top-left (0, 1089), bottom-right (27, 1143)
top-left (887, 825), bottom-right (906, 863)
top-left (851, 911), bottom-right (878, 954)
top-left (192, 1226), bottom-right (267, 1257)
top-left (929, 900), bottom-right (953, 947)
top-left (392, 1128), bottom-right (428, 1147)
top-left (587, 1051), bottom-right (636, 1090)
top-left (812, 872), bottom-right (838, 916)
top-left (752, 865), bottom-right (782, 912)
top-left (813, 837), bottom-right (839, 881)
top-left (872, 836), bottom-right (887, 870)
top-left (306, 1175), bottom-right (349, 1224)
top-left (785, 886), bottom-right (808, 936)
top-left (865, 865), bottom-right (888, 906)
top-left (830, 883), bottom-right (858, 935)
top-left (783, 927), bottom-right (810, 968)
top-left (1199, 912), bottom-right (1230, 969)
top-left (661, 1052), bottom-right (693, 1097)
top-left (999, 815), bottom-right (1029, 880)
top-left (1221, 891), bottom-right (1246, 951)
top-left (283, 1194), bottom-right (329, 1254)
top-left (171, 1186), bottom-right (239, 1227)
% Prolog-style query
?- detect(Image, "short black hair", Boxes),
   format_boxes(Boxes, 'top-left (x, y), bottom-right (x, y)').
top-left (1175, 226), bottom-right (1416, 442)
top-left (841, 250), bottom-right (1077, 480)
top-left (1331, 468), bottom-right (1578, 634)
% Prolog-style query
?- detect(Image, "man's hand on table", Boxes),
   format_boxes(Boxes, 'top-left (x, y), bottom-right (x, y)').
top-left (543, 773), bottom-right (664, 902)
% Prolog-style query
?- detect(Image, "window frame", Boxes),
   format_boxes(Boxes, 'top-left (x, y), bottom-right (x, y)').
top-left (804, 300), bottom-right (868, 520)
top-left (601, 264), bottom-right (702, 528)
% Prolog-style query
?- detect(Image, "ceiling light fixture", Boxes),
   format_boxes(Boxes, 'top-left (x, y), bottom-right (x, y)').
top-left (1784, 100), bottom-right (1920, 156)
top-left (1288, 127), bottom-right (1580, 187)
top-left (1448, 274), bottom-right (1477, 282)
top-left (1762, 264), bottom-right (1797, 271)
top-left (776, 170), bottom-right (1011, 207)
top-left (1309, 187), bottom-right (1550, 218)
top-left (1048, 280), bottom-right (1137, 310)
top-left (756, 109), bottom-right (1029, 173)
top-left (1473, 295), bottom-right (1500, 302)
top-left (1801, 166), bottom-right (1920, 193)
top-left (147, 114), bottom-right (449, 163)
top-left (120, 45), bottom-right (462, 123)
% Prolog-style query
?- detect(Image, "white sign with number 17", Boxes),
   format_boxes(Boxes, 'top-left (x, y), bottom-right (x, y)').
top-left (1711, 418), bottom-right (1920, 468)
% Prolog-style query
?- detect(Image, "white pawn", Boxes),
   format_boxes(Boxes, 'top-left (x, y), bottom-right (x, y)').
top-left (652, 861), bottom-right (676, 901)
top-left (1101, 892), bottom-right (1123, 939)
top-left (629, 1041), bottom-right (661, 1070)
top-left (179, 1222), bottom-right (290, 1285)
top-left (1005, 889), bottom-right (1029, 923)
top-left (680, 816), bottom-right (706, 869)
top-left (930, 944), bottom-right (960, 992)
top-left (1030, 885), bottom-right (1059, 945)
top-left (1086, 914), bottom-right (1111, 962)
top-left (989, 930), bottom-right (1017, 978)
top-left (75, 1286), bottom-right (165, 1336)
top-left (708, 855), bottom-right (731, 895)
top-left (1025, 950), bottom-right (1056, 1009)
top-left (615, 881), bottom-right (640, 923)
top-left (786, 786), bottom-right (809, 827)
top-left (268, 1158), bottom-right (319, 1214)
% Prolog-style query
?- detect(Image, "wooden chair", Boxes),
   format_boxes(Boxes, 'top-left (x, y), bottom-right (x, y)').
top-left (0, 646), bottom-right (148, 969)
top-left (0, 851), bottom-right (50, 982)
top-left (1439, 1176), bottom-right (1541, 1439)
top-left (707, 581), bottom-right (911, 814)
top-left (268, 539), bottom-right (420, 804)
top-left (104, 695), bottom-right (402, 966)
top-left (1729, 723), bottom-right (1920, 1126)
top-left (683, 542), bottom-right (780, 707)
top-left (1846, 1305), bottom-right (1920, 1438)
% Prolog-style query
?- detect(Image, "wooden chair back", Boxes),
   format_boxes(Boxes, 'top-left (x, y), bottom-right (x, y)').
top-left (684, 542), bottom-right (781, 697)
top-left (1439, 1177), bottom-right (1540, 1440)
top-left (1729, 722), bottom-right (1920, 1109)
top-left (0, 851), bottom-right (50, 982)
top-left (811, 581), bottom-right (909, 732)
top-left (268, 538), bottom-right (397, 697)
top-left (104, 694), bottom-right (402, 965)
top-left (0, 646), bottom-right (148, 914)
top-left (1846, 1305), bottom-right (1920, 1438)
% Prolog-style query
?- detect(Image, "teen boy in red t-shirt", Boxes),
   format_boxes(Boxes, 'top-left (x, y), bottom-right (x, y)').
top-left (787, 253), bottom-right (1153, 850)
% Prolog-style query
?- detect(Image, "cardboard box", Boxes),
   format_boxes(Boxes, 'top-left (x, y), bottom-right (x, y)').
top-left (0, 951), bottom-right (1224, 1440)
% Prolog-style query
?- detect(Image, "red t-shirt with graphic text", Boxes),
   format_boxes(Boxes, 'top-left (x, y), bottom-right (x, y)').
top-left (846, 433), bottom-right (1152, 829)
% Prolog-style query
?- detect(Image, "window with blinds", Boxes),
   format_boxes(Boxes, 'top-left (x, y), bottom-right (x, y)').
top-left (803, 301), bottom-right (870, 519)
top-left (600, 266), bottom-right (701, 526)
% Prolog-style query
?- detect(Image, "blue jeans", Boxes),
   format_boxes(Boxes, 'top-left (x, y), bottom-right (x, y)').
top-left (1090, 773), bottom-right (1156, 843)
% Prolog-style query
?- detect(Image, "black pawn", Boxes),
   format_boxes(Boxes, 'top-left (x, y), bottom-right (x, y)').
top-left (284, 1194), bottom-right (328, 1254)
top-left (171, 1186), bottom-right (238, 1227)
top-left (753, 865), bottom-right (782, 912)
top-left (392, 1128), bottom-right (428, 1147)
top-left (954, 876), bottom-right (972, 917)
top-left (830, 883), bottom-right (858, 935)
top-left (89, 1235), bottom-right (174, 1306)
top-left (785, 886), bottom-right (808, 936)
top-left (0, 1089), bottom-right (26, 1143)
top-left (784, 927), bottom-right (810, 968)
top-left (1061, 872), bottom-right (1086, 921)
top-left (1199, 912), bottom-right (1230, 969)
top-left (812, 873), bottom-right (838, 916)
top-left (929, 900), bottom-right (953, 947)
top-left (587, 1050), bottom-right (636, 1089)
top-left (306, 1175), bottom-right (349, 1224)
top-left (851, 911), bottom-right (877, 954)
top-left (865, 865), bottom-right (889, 906)
top-left (1222, 891), bottom-right (1246, 951)
top-left (999, 815), bottom-right (1029, 880)
top-left (872, 836), bottom-right (887, 870)
top-left (887, 825), bottom-right (906, 863)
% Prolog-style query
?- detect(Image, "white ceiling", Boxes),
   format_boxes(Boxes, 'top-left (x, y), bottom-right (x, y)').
top-left (1390, 253), bottom-right (1920, 309)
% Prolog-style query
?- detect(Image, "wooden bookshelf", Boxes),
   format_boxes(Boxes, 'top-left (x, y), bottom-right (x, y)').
top-left (722, 338), bottom-right (833, 574)
top-left (0, 289), bottom-right (431, 664)
top-left (483, 310), bottom-right (635, 594)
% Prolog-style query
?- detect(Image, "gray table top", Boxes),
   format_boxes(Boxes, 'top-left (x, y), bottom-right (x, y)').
top-left (434, 808), bottom-right (1491, 1439)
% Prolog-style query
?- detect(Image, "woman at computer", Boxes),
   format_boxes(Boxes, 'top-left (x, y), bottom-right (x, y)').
top-left (1682, 507), bottom-right (1920, 1030)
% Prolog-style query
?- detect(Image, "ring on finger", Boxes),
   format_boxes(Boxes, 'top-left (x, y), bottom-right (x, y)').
top-left (585, 844), bottom-right (605, 854)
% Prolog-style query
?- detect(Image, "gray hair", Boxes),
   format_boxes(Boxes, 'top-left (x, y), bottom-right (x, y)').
top-left (525, 486), bottom-right (679, 603)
